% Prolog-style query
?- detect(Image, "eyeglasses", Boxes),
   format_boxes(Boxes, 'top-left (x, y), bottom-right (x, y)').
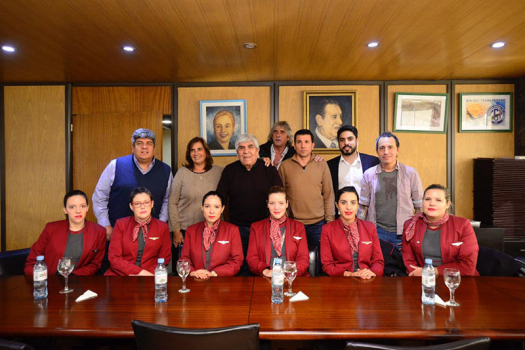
top-left (132, 201), bottom-right (152, 208)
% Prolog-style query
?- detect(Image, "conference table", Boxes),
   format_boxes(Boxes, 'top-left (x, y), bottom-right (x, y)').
top-left (1, 275), bottom-right (525, 342)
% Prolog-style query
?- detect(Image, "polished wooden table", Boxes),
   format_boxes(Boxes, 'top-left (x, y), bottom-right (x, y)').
top-left (0, 275), bottom-right (524, 341)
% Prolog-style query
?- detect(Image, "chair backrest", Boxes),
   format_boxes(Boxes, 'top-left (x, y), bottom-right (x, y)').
top-left (131, 320), bottom-right (260, 350)
top-left (346, 337), bottom-right (490, 350)
top-left (0, 338), bottom-right (35, 350)
top-left (476, 246), bottom-right (521, 276)
top-left (0, 248), bottom-right (30, 276)
top-left (379, 240), bottom-right (407, 277)
top-left (473, 227), bottom-right (504, 253)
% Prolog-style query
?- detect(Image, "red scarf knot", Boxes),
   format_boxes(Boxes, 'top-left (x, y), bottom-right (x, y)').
top-left (132, 216), bottom-right (152, 243)
top-left (405, 212), bottom-right (450, 242)
top-left (341, 218), bottom-right (360, 255)
top-left (203, 219), bottom-right (220, 251)
top-left (270, 215), bottom-right (287, 257)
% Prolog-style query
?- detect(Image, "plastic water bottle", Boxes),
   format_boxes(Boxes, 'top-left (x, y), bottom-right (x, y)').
top-left (421, 258), bottom-right (435, 305)
top-left (271, 261), bottom-right (284, 304)
top-left (155, 258), bottom-right (168, 303)
top-left (33, 255), bottom-right (48, 299)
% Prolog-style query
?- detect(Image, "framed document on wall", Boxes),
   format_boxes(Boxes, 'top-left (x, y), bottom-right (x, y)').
top-left (393, 93), bottom-right (449, 134)
top-left (459, 93), bottom-right (513, 132)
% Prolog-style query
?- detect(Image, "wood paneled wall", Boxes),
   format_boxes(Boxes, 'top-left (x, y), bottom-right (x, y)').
top-left (177, 86), bottom-right (271, 168)
top-left (4, 86), bottom-right (66, 250)
top-left (387, 85), bottom-right (448, 190)
top-left (72, 86), bottom-right (171, 223)
top-left (454, 84), bottom-right (515, 218)
top-left (278, 85), bottom-right (380, 158)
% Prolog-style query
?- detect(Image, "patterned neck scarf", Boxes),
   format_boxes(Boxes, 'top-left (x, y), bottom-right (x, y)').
top-left (269, 215), bottom-right (287, 257)
top-left (405, 212), bottom-right (450, 242)
top-left (132, 216), bottom-right (152, 243)
top-left (341, 218), bottom-right (360, 255)
top-left (203, 219), bottom-right (220, 251)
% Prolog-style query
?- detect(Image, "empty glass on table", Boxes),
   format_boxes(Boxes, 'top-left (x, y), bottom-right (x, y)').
top-left (444, 268), bottom-right (461, 307)
top-left (57, 257), bottom-right (75, 294)
top-left (177, 258), bottom-right (191, 293)
top-left (283, 261), bottom-right (297, 297)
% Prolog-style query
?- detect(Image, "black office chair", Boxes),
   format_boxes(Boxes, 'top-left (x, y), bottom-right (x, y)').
top-left (346, 337), bottom-right (490, 350)
top-left (0, 338), bottom-right (35, 350)
top-left (476, 246), bottom-right (522, 276)
top-left (131, 320), bottom-right (260, 350)
top-left (0, 248), bottom-right (30, 275)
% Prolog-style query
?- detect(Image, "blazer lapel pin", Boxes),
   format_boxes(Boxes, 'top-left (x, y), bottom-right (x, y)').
top-left (218, 241), bottom-right (230, 244)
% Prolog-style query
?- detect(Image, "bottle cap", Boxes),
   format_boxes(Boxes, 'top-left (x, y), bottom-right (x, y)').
top-left (37, 256), bottom-right (44, 261)
top-left (158, 258), bottom-right (165, 264)
top-left (425, 258), bottom-right (433, 265)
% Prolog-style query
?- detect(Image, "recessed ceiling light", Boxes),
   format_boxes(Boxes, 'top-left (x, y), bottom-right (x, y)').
top-left (491, 42), bottom-right (505, 49)
top-left (243, 43), bottom-right (257, 49)
top-left (367, 42), bottom-right (379, 48)
top-left (123, 46), bottom-right (136, 52)
top-left (2, 45), bottom-right (15, 52)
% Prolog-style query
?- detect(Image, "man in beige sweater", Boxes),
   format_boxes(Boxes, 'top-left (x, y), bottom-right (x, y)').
top-left (279, 129), bottom-right (335, 251)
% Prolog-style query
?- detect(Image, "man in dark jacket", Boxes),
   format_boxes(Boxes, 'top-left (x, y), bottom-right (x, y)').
top-left (259, 121), bottom-right (295, 169)
top-left (327, 125), bottom-right (379, 217)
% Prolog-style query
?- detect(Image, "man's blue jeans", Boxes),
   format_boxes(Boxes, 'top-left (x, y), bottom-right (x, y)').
top-left (376, 226), bottom-right (402, 249)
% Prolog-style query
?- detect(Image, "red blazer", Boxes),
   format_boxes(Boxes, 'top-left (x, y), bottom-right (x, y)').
top-left (24, 220), bottom-right (106, 276)
top-left (180, 221), bottom-right (243, 276)
top-left (105, 217), bottom-right (172, 276)
top-left (247, 218), bottom-right (310, 276)
top-left (320, 219), bottom-right (384, 277)
top-left (402, 215), bottom-right (479, 276)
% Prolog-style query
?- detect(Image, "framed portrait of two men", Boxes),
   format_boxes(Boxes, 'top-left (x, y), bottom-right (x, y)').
top-left (303, 91), bottom-right (356, 152)
top-left (200, 100), bottom-right (247, 156)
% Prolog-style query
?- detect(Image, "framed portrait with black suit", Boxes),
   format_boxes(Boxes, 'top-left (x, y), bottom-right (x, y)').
top-left (200, 100), bottom-right (247, 156)
top-left (303, 91), bottom-right (356, 152)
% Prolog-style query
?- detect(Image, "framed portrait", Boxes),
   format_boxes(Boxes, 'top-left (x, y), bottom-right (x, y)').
top-left (393, 93), bottom-right (449, 133)
top-left (200, 99), bottom-right (247, 156)
top-left (303, 91), bottom-right (356, 152)
top-left (459, 93), bottom-right (513, 132)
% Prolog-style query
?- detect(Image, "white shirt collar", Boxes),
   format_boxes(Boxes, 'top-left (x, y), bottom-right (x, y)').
top-left (315, 127), bottom-right (336, 148)
top-left (339, 152), bottom-right (361, 167)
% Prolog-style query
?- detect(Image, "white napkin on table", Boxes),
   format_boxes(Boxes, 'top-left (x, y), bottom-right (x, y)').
top-left (289, 291), bottom-right (309, 302)
top-left (75, 290), bottom-right (98, 302)
top-left (435, 294), bottom-right (446, 307)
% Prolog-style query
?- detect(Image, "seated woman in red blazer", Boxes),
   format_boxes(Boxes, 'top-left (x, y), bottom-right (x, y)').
top-left (402, 184), bottom-right (479, 277)
top-left (247, 185), bottom-right (309, 277)
top-left (25, 190), bottom-right (106, 276)
top-left (105, 187), bottom-right (171, 276)
top-left (321, 186), bottom-right (384, 279)
top-left (180, 191), bottom-right (243, 279)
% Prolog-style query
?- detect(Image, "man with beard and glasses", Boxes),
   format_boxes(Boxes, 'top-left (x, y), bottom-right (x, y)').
top-left (327, 125), bottom-right (379, 218)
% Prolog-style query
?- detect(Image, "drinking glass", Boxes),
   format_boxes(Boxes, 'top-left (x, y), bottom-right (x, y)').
top-left (57, 257), bottom-right (75, 294)
top-left (444, 268), bottom-right (461, 307)
top-left (176, 258), bottom-right (191, 293)
top-left (283, 261), bottom-right (297, 297)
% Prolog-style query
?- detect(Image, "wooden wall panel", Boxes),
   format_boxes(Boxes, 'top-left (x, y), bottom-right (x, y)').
top-left (177, 86), bottom-right (271, 168)
top-left (4, 86), bottom-right (66, 250)
top-left (72, 86), bottom-right (171, 115)
top-left (71, 86), bottom-right (170, 224)
top-left (278, 85), bottom-right (380, 159)
top-left (454, 84), bottom-right (515, 219)
top-left (387, 85), bottom-right (448, 191)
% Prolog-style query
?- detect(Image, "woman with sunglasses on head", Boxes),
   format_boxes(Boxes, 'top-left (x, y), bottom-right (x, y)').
top-left (402, 184), bottom-right (479, 277)
top-left (180, 191), bottom-right (243, 279)
top-left (247, 186), bottom-right (310, 277)
top-left (105, 187), bottom-right (171, 276)
top-left (321, 186), bottom-right (384, 279)
top-left (25, 190), bottom-right (106, 276)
